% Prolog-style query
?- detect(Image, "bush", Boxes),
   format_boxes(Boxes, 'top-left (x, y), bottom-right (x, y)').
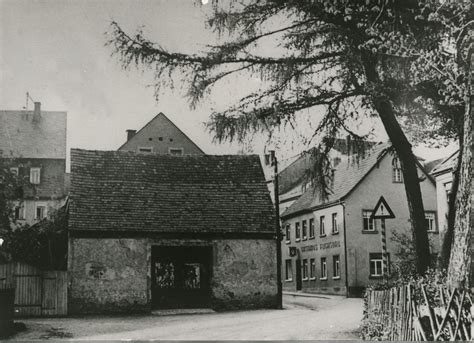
top-left (0, 205), bottom-right (68, 270)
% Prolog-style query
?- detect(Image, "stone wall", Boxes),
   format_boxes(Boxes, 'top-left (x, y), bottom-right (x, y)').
top-left (212, 239), bottom-right (278, 309)
top-left (68, 237), bottom-right (278, 314)
top-left (68, 238), bottom-right (149, 314)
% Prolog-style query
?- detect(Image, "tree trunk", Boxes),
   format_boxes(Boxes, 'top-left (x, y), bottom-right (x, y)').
top-left (362, 56), bottom-right (431, 275)
top-left (373, 97), bottom-right (431, 275)
top-left (447, 48), bottom-right (473, 288)
top-left (439, 149), bottom-right (461, 270)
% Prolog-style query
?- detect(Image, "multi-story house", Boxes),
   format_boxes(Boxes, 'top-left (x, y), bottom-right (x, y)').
top-left (280, 142), bottom-right (439, 296)
top-left (0, 102), bottom-right (67, 226)
top-left (118, 112), bottom-right (205, 155)
top-left (263, 138), bottom-right (376, 213)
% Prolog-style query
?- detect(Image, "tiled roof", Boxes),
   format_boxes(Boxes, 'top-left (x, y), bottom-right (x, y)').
top-left (278, 139), bottom-right (378, 194)
top-left (69, 149), bottom-right (276, 234)
top-left (0, 110), bottom-right (67, 159)
top-left (281, 143), bottom-right (390, 218)
top-left (423, 158), bottom-right (445, 174)
top-left (430, 150), bottom-right (459, 176)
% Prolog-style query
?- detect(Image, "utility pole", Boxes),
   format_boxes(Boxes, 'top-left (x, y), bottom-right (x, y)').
top-left (270, 150), bottom-right (282, 309)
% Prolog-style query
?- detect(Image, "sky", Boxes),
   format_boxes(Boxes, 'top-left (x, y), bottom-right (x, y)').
top-left (0, 0), bottom-right (457, 168)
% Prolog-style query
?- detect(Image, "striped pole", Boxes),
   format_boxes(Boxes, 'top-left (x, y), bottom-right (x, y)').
top-left (381, 218), bottom-right (388, 276)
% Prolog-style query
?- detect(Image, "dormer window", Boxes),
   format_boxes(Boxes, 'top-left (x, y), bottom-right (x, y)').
top-left (10, 167), bottom-right (19, 176)
top-left (30, 167), bottom-right (41, 184)
top-left (392, 157), bottom-right (403, 183)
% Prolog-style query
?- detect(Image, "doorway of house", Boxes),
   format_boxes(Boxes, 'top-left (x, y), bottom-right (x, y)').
top-left (295, 259), bottom-right (302, 291)
top-left (151, 246), bottom-right (212, 309)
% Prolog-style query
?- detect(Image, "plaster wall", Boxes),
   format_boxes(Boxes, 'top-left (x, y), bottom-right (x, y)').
top-left (282, 204), bottom-right (346, 295)
top-left (119, 114), bottom-right (204, 155)
top-left (345, 152), bottom-right (439, 292)
top-left (68, 237), bottom-right (278, 314)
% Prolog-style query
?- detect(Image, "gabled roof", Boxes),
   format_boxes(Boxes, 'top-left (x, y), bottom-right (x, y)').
top-left (0, 110), bottom-right (67, 159)
top-left (277, 139), bottom-right (378, 195)
top-left (282, 143), bottom-right (390, 218)
top-left (430, 150), bottom-right (459, 176)
top-left (117, 112), bottom-right (205, 154)
top-left (69, 149), bottom-right (275, 234)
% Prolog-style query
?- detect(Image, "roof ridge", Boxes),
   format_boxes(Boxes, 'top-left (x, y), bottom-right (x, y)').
top-left (72, 148), bottom-right (259, 158)
top-left (281, 142), bottom-right (391, 218)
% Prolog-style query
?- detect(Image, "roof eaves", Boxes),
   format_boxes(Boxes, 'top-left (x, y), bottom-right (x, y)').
top-left (430, 150), bottom-right (459, 176)
top-left (159, 113), bottom-right (206, 154)
top-left (341, 146), bottom-right (390, 201)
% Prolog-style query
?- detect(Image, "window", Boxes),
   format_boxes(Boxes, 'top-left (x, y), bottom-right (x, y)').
top-left (332, 213), bottom-right (339, 234)
top-left (309, 258), bottom-right (316, 279)
top-left (392, 157), bottom-right (403, 183)
top-left (14, 204), bottom-right (25, 220)
top-left (309, 218), bottom-right (315, 238)
top-left (320, 257), bottom-right (327, 279)
top-left (138, 147), bottom-right (153, 153)
top-left (30, 167), bottom-right (41, 184)
top-left (295, 222), bottom-right (301, 241)
top-left (10, 167), bottom-right (18, 176)
top-left (169, 148), bottom-right (183, 156)
top-left (285, 260), bottom-right (293, 281)
top-left (302, 220), bottom-right (308, 240)
top-left (363, 210), bottom-right (377, 231)
top-left (302, 259), bottom-right (308, 280)
top-left (285, 224), bottom-right (291, 243)
top-left (35, 203), bottom-right (47, 220)
top-left (319, 216), bottom-right (326, 236)
top-left (333, 255), bottom-right (340, 279)
top-left (425, 212), bottom-right (437, 232)
top-left (369, 253), bottom-right (389, 277)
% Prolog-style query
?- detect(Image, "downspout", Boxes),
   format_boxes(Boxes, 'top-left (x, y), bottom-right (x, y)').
top-left (340, 201), bottom-right (349, 297)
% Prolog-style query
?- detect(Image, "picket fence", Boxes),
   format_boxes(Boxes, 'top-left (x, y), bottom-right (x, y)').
top-left (0, 262), bottom-right (67, 317)
top-left (365, 284), bottom-right (473, 340)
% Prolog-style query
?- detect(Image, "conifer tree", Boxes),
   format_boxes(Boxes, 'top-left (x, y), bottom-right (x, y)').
top-left (107, 0), bottom-right (472, 277)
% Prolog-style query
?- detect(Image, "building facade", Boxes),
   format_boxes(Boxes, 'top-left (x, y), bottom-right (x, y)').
top-left (68, 149), bottom-right (278, 314)
top-left (0, 102), bottom-right (67, 226)
top-left (281, 143), bottom-right (439, 296)
top-left (118, 112), bottom-right (205, 155)
top-left (430, 150), bottom-right (458, 237)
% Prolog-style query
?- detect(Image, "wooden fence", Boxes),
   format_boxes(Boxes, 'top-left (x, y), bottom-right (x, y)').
top-left (0, 262), bottom-right (67, 317)
top-left (365, 284), bottom-right (473, 340)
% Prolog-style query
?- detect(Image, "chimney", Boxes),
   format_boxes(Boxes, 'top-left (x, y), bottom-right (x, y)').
top-left (34, 102), bottom-right (41, 116)
top-left (126, 129), bottom-right (137, 141)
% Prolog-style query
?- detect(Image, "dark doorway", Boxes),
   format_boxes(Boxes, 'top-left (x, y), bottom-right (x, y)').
top-left (295, 259), bottom-right (302, 291)
top-left (151, 246), bottom-right (212, 309)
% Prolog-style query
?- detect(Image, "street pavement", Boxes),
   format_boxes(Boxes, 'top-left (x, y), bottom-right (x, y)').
top-left (9, 293), bottom-right (363, 340)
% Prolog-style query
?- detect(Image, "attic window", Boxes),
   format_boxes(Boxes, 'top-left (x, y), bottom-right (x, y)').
top-left (138, 147), bottom-right (153, 153)
top-left (392, 157), bottom-right (403, 183)
top-left (158, 137), bottom-right (163, 141)
top-left (169, 148), bottom-right (183, 156)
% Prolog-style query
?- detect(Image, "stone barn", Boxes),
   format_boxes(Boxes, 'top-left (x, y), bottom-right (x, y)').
top-left (68, 149), bottom-right (278, 314)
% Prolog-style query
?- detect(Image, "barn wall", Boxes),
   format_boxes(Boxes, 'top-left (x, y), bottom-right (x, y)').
top-left (68, 237), bottom-right (278, 314)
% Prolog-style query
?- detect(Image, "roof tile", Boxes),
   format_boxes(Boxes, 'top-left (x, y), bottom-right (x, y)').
top-left (69, 149), bottom-right (276, 234)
